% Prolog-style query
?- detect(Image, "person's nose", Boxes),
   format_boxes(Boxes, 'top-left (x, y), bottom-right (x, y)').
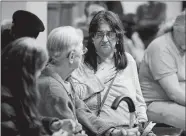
top-left (102, 34), bottom-right (109, 42)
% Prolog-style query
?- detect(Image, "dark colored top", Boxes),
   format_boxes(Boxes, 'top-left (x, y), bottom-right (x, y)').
top-left (1, 29), bottom-right (14, 50)
top-left (1, 85), bottom-right (56, 136)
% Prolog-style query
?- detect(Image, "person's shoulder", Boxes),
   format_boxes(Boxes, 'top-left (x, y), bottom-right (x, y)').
top-left (38, 72), bottom-right (68, 97)
top-left (125, 52), bottom-right (135, 62)
top-left (39, 73), bottom-right (50, 83)
top-left (38, 71), bottom-right (56, 89)
top-left (147, 32), bottom-right (170, 51)
top-left (125, 52), bottom-right (138, 69)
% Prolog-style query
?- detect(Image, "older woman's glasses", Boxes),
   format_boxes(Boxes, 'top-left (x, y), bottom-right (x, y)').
top-left (94, 31), bottom-right (116, 40)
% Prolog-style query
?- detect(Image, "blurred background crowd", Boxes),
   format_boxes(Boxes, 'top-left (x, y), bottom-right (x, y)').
top-left (1, 1), bottom-right (186, 69)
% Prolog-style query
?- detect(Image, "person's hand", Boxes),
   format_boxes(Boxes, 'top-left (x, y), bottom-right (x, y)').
top-left (147, 131), bottom-right (156, 136)
top-left (51, 121), bottom-right (87, 136)
top-left (75, 134), bottom-right (87, 136)
top-left (52, 129), bottom-right (71, 136)
top-left (125, 127), bottom-right (140, 136)
top-left (110, 127), bottom-right (140, 136)
top-left (95, 66), bottom-right (117, 84)
top-left (110, 128), bottom-right (124, 136)
top-left (50, 119), bottom-right (76, 134)
top-left (74, 122), bottom-right (83, 134)
top-left (137, 121), bottom-right (156, 136)
top-left (74, 130), bottom-right (87, 136)
top-left (52, 129), bottom-right (88, 136)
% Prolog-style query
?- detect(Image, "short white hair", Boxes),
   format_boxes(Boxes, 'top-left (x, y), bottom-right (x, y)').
top-left (47, 26), bottom-right (83, 65)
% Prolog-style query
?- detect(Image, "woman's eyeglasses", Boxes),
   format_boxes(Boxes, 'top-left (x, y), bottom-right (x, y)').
top-left (94, 31), bottom-right (116, 40)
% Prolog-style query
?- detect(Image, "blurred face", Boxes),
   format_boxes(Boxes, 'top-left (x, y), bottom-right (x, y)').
top-left (92, 23), bottom-right (117, 58)
top-left (174, 25), bottom-right (186, 51)
top-left (87, 4), bottom-right (105, 25)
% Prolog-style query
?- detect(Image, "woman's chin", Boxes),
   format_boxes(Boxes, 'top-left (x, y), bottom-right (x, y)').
top-left (100, 52), bottom-right (112, 58)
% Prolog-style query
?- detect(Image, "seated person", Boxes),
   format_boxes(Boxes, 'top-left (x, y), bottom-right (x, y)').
top-left (139, 11), bottom-right (185, 130)
top-left (1, 37), bottom-right (75, 136)
top-left (37, 26), bottom-right (140, 136)
top-left (71, 11), bottom-right (155, 136)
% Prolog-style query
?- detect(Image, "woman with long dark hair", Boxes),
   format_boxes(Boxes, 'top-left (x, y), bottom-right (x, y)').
top-left (71, 11), bottom-right (156, 136)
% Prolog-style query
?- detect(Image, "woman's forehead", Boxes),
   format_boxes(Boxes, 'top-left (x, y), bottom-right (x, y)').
top-left (97, 22), bottom-right (112, 31)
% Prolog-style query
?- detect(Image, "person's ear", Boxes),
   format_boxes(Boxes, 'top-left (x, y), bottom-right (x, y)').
top-left (68, 50), bottom-right (75, 64)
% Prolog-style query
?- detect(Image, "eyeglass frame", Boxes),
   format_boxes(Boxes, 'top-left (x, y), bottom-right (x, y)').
top-left (92, 31), bottom-right (117, 41)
